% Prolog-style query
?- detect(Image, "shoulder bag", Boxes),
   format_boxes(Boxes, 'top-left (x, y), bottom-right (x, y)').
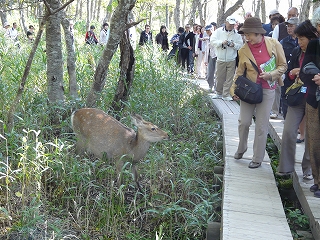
top-left (235, 59), bottom-right (263, 104)
top-left (285, 78), bottom-right (304, 106)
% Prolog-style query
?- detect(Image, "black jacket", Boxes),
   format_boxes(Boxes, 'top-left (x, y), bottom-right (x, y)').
top-left (284, 46), bottom-right (301, 90)
top-left (156, 32), bottom-right (169, 50)
top-left (300, 39), bottom-right (320, 109)
top-left (139, 30), bottom-right (153, 45)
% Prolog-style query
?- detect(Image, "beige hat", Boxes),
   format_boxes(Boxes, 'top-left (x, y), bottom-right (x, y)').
top-left (238, 17), bottom-right (266, 34)
top-left (285, 17), bottom-right (299, 25)
top-left (269, 9), bottom-right (280, 16)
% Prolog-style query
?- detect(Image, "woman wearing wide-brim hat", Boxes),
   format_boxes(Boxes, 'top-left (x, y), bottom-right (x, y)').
top-left (230, 17), bottom-right (287, 168)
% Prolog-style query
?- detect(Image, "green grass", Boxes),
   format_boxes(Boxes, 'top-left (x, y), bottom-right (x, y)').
top-left (0, 36), bottom-right (223, 239)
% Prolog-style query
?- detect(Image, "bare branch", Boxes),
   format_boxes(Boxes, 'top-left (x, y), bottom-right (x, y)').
top-left (126, 18), bottom-right (146, 29)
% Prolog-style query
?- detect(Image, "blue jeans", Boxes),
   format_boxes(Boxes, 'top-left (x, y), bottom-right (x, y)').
top-left (188, 50), bottom-right (194, 73)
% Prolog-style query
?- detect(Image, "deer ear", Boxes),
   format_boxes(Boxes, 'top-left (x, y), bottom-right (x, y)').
top-left (131, 114), bottom-right (144, 126)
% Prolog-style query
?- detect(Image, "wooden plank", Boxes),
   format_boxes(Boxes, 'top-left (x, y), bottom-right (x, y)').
top-left (208, 97), bottom-right (292, 240)
top-left (221, 114), bottom-right (291, 239)
top-left (268, 116), bottom-right (320, 240)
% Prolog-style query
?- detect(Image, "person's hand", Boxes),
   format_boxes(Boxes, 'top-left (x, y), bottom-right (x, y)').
top-left (259, 72), bottom-right (272, 81)
top-left (204, 62), bottom-right (208, 66)
top-left (312, 73), bottom-right (320, 86)
top-left (232, 95), bottom-right (239, 101)
top-left (290, 68), bottom-right (300, 77)
top-left (222, 40), bottom-right (228, 45)
top-left (188, 46), bottom-right (192, 50)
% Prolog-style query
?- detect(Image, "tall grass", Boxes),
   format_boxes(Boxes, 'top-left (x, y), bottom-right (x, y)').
top-left (0, 36), bottom-right (223, 239)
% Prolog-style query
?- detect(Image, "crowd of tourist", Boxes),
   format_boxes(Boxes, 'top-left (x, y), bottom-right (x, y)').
top-left (2, 7), bottom-right (320, 197)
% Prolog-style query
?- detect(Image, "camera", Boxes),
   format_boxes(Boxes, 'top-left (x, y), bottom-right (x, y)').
top-left (222, 40), bottom-right (233, 49)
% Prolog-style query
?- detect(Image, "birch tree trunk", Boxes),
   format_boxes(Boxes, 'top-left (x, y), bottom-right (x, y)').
top-left (46, 0), bottom-right (65, 104)
top-left (188, 0), bottom-right (198, 24)
top-left (86, 0), bottom-right (90, 30)
top-left (111, 30), bottom-right (135, 115)
top-left (261, 0), bottom-right (266, 23)
top-left (217, 0), bottom-right (244, 26)
top-left (86, 0), bottom-right (137, 107)
top-left (19, 2), bottom-right (28, 34)
top-left (61, 17), bottom-right (78, 99)
top-left (103, 0), bottom-right (113, 23)
top-left (174, 0), bottom-right (181, 30)
top-left (90, 0), bottom-right (95, 21)
top-left (96, 0), bottom-right (102, 21)
top-left (182, 0), bottom-right (186, 25)
top-left (300, 0), bottom-right (313, 22)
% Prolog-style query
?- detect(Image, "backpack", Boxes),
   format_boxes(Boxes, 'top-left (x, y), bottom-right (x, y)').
top-left (86, 31), bottom-right (97, 44)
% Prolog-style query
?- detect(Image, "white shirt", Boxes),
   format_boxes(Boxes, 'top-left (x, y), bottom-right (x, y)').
top-left (128, 26), bottom-right (137, 50)
top-left (271, 25), bottom-right (279, 40)
top-left (99, 28), bottom-right (110, 45)
top-left (9, 27), bottom-right (18, 41)
top-left (211, 27), bottom-right (243, 62)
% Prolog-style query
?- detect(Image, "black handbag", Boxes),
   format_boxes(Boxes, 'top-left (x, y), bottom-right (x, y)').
top-left (234, 60), bottom-right (263, 104)
top-left (235, 76), bottom-right (263, 104)
top-left (285, 79), bottom-right (304, 106)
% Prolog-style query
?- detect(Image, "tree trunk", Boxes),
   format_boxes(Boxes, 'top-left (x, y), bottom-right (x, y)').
top-left (90, 0), bottom-right (95, 21)
top-left (96, 0), bottom-right (102, 21)
top-left (198, 0), bottom-right (205, 26)
top-left (7, 19), bottom-right (46, 131)
top-left (261, 0), bottom-right (266, 23)
top-left (149, 4), bottom-right (153, 26)
top-left (188, 0), bottom-right (198, 24)
top-left (276, 0), bottom-right (280, 11)
top-left (174, 0), bottom-right (181, 30)
top-left (217, 0), bottom-right (244, 26)
top-left (61, 16), bottom-right (78, 99)
top-left (19, 2), bottom-right (28, 34)
top-left (111, 31), bottom-right (135, 115)
top-left (6, 0), bottom-right (75, 130)
top-left (300, 0), bottom-right (312, 22)
top-left (182, 0), bottom-right (186, 26)
top-left (75, 0), bottom-right (80, 21)
top-left (86, 0), bottom-right (137, 107)
top-left (86, 0), bottom-right (90, 30)
top-left (79, 0), bottom-right (83, 20)
top-left (254, 0), bottom-right (261, 20)
top-left (104, 0), bottom-right (113, 23)
top-left (46, 0), bottom-right (65, 104)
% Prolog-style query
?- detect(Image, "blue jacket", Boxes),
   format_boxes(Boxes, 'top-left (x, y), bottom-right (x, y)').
top-left (280, 36), bottom-right (298, 63)
top-left (262, 23), bottom-right (273, 36)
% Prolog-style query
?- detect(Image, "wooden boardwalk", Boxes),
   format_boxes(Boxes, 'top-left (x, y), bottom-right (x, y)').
top-left (190, 79), bottom-right (320, 240)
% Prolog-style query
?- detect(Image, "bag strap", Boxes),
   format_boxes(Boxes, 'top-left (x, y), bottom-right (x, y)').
top-left (244, 59), bottom-right (259, 77)
top-left (249, 59), bottom-right (259, 73)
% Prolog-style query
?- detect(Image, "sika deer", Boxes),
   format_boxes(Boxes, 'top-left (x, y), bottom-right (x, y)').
top-left (71, 108), bottom-right (169, 191)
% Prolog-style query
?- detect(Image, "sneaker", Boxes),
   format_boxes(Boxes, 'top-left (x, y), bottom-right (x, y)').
top-left (296, 139), bottom-right (305, 143)
top-left (270, 113), bottom-right (278, 119)
top-left (211, 94), bottom-right (222, 99)
top-left (303, 174), bottom-right (313, 180)
top-left (276, 172), bottom-right (292, 177)
top-left (248, 161), bottom-right (261, 168)
top-left (222, 96), bottom-right (233, 101)
top-left (310, 184), bottom-right (318, 192)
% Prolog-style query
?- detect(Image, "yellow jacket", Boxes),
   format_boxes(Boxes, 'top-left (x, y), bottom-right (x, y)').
top-left (230, 37), bottom-right (287, 97)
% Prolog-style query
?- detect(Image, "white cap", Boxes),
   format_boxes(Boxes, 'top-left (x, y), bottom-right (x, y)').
top-left (3, 22), bottom-right (9, 27)
top-left (226, 16), bottom-right (237, 24)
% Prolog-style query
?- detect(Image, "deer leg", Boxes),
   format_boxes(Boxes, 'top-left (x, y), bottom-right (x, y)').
top-left (116, 159), bottom-right (124, 188)
top-left (132, 164), bottom-right (142, 192)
